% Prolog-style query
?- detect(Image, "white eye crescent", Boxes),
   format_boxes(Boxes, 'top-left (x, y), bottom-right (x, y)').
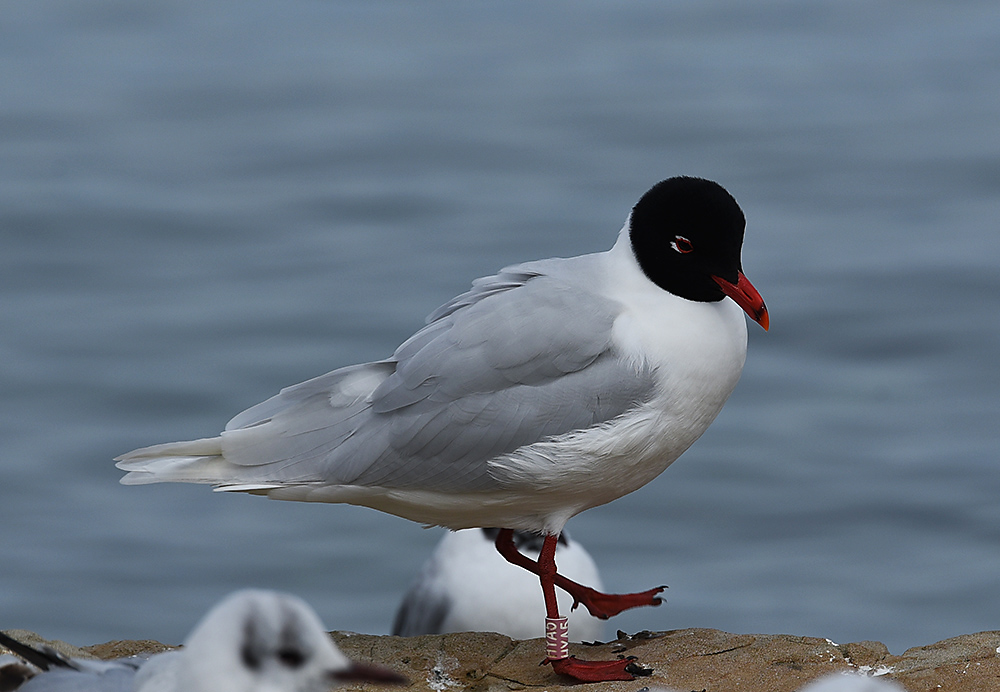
top-left (670, 235), bottom-right (693, 254)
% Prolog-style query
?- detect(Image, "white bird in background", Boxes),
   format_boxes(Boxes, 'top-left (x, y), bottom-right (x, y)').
top-left (0, 590), bottom-right (404, 692)
top-left (393, 528), bottom-right (604, 642)
top-left (632, 676), bottom-right (906, 692)
top-left (797, 672), bottom-right (906, 692)
top-left (117, 177), bottom-right (769, 681)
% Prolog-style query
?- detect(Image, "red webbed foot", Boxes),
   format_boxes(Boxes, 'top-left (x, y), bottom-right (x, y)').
top-left (561, 582), bottom-right (667, 619)
top-left (544, 655), bottom-right (653, 682)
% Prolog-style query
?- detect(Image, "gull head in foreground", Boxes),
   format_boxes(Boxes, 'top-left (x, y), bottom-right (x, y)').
top-left (0, 590), bottom-right (405, 692)
top-left (116, 177), bottom-right (769, 681)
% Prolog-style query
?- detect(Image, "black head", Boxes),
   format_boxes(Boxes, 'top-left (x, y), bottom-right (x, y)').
top-left (629, 176), bottom-right (747, 303)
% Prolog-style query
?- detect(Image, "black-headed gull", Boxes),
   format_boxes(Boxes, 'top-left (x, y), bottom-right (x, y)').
top-left (117, 176), bottom-right (768, 681)
top-left (0, 590), bottom-right (405, 692)
top-left (393, 528), bottom-right (604, 642)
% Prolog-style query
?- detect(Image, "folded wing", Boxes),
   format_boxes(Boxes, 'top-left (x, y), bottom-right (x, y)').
top-left (117, 259), bottom-right (656, 493)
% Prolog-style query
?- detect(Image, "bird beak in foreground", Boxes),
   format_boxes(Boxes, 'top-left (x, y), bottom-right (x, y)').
top-left (711, 271), bottom-right (769, 331)
top-left (330, 662), bottom-right (409, 685)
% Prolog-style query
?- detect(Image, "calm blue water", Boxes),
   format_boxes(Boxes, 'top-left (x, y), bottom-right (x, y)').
top-left (2, 0), bottom-right (999, 655)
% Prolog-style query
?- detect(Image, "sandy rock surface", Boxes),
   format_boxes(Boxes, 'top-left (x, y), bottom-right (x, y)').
top-left (4, 627), bottom-right (1000, 691)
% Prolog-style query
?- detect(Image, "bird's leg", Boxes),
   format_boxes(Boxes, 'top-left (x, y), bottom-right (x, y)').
top-left (493, 529), bottom-right (666, 619)
top-left (537, 534), bottom-right (649, 682)
top-left (536, 533), bottom-right (568, 658)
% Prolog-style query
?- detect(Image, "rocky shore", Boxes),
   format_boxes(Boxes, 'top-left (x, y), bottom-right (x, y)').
top-left (5, 627), bottom-right (1000, 691)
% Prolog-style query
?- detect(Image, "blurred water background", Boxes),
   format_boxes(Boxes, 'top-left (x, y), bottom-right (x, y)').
top-left (2, 0), bottom-right (999, 655)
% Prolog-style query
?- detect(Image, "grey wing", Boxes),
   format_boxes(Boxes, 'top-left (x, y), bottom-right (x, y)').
top-left (351, 265), bottom-right (656, 489)
top-left (17, 665), bottom-right (136, 692)
top-left (219, 260), bottom-right (655, 491)
top-left (0, 633), bottom-right (138, 692)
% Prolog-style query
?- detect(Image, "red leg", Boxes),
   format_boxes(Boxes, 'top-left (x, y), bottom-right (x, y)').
top-left (493, 529), bottom-right (665, 619)
top-left (494, 530), bottom-right (654, 682)
top-left (536, 533), bottom-right (560, 617)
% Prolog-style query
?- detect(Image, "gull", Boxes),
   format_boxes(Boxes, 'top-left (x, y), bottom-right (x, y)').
top-left (117, 176), bottom-right (769, 681)
top-left (393, 528), bottom-right (604, 642)
top-left (0, 590), bottom-right (405, 692)
top-left (797, 672), bottom-right (906, 692)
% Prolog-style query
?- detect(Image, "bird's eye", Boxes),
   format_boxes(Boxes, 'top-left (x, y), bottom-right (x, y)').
top-left (277, 648), bottom-right (306, 668)
top-left (670, 235), bottom-right (693, 254)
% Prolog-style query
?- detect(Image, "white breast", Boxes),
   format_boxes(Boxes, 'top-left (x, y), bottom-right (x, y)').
top-left (601, 224), bottom-right (748, 433)
top-left (481, 228), bottom-right (749, 533)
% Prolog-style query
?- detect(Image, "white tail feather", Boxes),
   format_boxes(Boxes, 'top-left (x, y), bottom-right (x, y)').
top-left (115, 436), bottom-right (232, 486)
top-left (115, 436), bottom-right (224, 460)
